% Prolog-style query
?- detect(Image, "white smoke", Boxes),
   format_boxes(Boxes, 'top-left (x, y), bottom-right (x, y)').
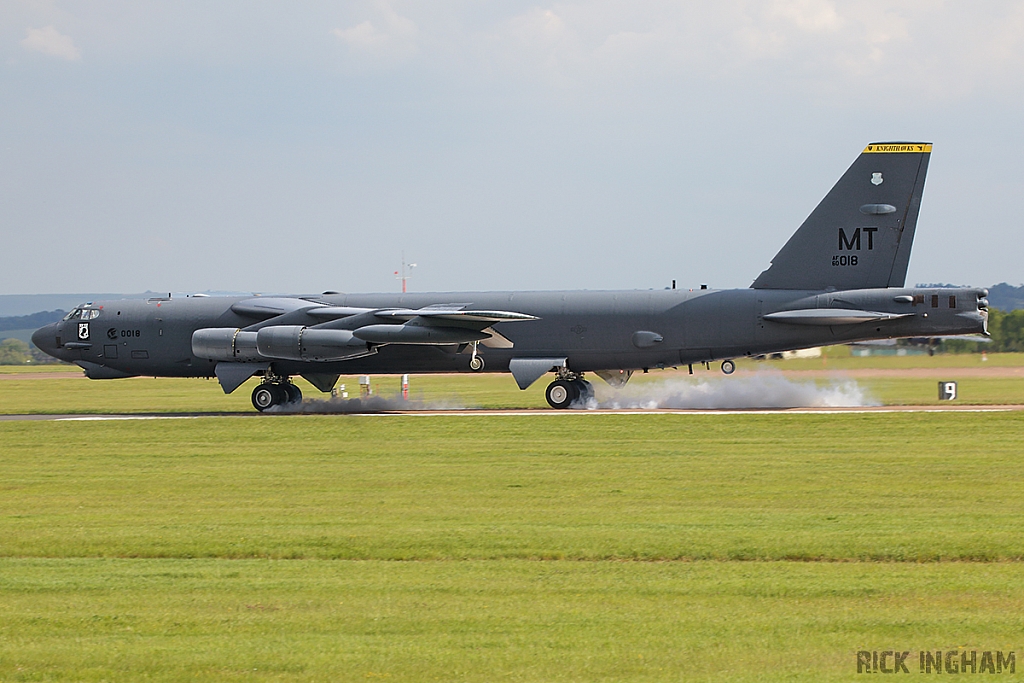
top-left (265, 373), bottom-right (873, 413)
top-left (269, 394), bottom-right (467, 414)
top-left (574, 374), bottom-right (875, 410)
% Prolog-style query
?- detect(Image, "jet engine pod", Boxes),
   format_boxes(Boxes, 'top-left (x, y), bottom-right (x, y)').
top-left (256, 325), bottom-right (301, 360)
top-left (192, 328), bottom-right (260, 361)
top-left (299, 328), bottom-right (371, 361)
top-left (256, 325), bottom-right (370, 361)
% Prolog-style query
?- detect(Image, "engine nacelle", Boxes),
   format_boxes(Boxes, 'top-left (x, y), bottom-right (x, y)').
top-left (192, 328), bottom-right (260, 362)
top-left (255, 325), bottom-right (369, 361)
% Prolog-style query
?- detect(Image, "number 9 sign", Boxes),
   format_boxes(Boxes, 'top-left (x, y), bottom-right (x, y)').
top-left (938, 381), bottom-right (957, 401)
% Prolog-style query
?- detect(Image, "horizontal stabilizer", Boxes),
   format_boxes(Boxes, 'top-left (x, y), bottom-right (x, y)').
top-left (763, 309), bottom-right (914, 325)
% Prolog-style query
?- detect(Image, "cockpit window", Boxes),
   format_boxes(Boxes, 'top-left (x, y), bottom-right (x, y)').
top-left (63, 309), bottom-right (100, 321)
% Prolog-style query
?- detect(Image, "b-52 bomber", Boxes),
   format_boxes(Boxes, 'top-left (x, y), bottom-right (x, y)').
top-left (33, 142), bottom-right (988, 410)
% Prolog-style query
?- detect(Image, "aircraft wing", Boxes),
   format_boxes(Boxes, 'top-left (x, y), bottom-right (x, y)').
top-left (374, 308), bottom-right (538, 324)
top-left (305, 306), bottom-right (376, 319)
top-left (197, 300), bottom-right (537, 372)
top-left (230, 297), bottom-right (332, 318)
top-left (231, 298), bottom-right (534, 325)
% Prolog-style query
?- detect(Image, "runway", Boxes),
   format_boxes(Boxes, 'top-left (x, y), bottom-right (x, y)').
top-left (2, 404), bottom-right (1022, 421)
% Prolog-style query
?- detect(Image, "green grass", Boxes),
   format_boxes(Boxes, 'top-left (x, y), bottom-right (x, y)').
top-left (0, 362), bottom-right (75, 374)
top-left (4, 415), bottom-right (1023, 562)
top-left (2, 398), bottom-right (1024, 679)
top-left (1, 360), bottom-right (1023, 414)
top-left (741, 349), bottom-right (1024, 371)
top-left (866, 377), bottom-right (1024, 405)
top-left (0, 374), bottom-right (547, 413)
top-left (2, 558), bottom-right (1022, 682)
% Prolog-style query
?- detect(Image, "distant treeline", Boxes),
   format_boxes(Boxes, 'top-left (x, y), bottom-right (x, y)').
top-left (916, 283), bottom-right (1024, 312)
top-left (988, 283), bottom-right (1024, 312)
top-left (0, 338), bottom-right (64, 364)
top-left (982, 308), bottom-right (1024, 352)
top-left (0, 309), bottom-right (65, 332)
top-left (943, 307), bottom-right (1024, 353)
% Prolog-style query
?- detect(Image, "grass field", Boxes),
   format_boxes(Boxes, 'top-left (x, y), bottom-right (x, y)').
top-left (2, 409), bottom-right (1024, 681)
top-left (747, 348), bottom-right (1024, 370)
top-left (1, 373), bottom-right (1022, 413)
top-left (1, 352), bottom-right (1023, 414)
top-left (3, 559), bottom-right (1022, 681)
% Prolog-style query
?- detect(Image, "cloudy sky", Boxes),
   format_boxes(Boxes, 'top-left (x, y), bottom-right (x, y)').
top-left (2, 1), bottom-right (1022, 295)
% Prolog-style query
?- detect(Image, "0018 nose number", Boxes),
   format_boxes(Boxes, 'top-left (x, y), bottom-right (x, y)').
top-left (108, 328), bottom-right (141, 339)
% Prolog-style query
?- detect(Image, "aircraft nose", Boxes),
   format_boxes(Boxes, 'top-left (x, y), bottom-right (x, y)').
top-left (31, 323), bottom-right (57, 356)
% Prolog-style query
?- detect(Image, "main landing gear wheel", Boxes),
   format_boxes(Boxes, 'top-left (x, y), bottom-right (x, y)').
top-left (721, 360), bottom-right (736, 375)
top-left (546, 379), bottom-right (580, 409)
top-left (251, 382), bottom-right (302, 412)
top-left (283, 383), bottom-right (302, 405)
top-left (469, 356), bottom-right (485, 371)
top-left (252, 383), bottom-right (283, 412)
top-left (572, 379), bottom-right (595, 403)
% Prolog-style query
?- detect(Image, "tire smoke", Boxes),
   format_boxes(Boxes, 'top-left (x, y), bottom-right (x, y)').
top-left (573, 374), bottom-right (875, 410)
top-left (268, 394), bottom-right (467, 414)
top-left (267, 373), bottom-right (873, 413)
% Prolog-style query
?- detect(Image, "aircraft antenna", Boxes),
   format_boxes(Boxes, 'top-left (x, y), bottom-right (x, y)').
top-left (395, 252), bottom-right (417, 293)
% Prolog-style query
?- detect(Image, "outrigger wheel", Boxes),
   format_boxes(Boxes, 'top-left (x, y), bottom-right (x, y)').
top-left (468, 341), bottom-right (485, 371)
top-left (721, 360), bottom-right (736, 375)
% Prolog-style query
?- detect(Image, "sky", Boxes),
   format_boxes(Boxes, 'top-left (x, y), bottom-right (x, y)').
top-left (2, 1), bottom-right (1023, 295)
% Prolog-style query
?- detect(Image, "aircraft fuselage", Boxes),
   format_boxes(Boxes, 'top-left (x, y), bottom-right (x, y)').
top-left (33, 285), bottom-right (987, 381)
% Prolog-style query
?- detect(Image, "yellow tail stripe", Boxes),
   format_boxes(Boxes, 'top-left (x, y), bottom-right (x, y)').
top-left (863, 143), bottom-right (932, 153)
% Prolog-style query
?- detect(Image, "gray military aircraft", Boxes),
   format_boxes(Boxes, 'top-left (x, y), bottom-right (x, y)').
top-left (33, 142), bottom-right (988, 410)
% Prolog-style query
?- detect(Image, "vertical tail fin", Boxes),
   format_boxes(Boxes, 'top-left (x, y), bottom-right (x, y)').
top-left (751, 142), bottom-right (931, 290)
